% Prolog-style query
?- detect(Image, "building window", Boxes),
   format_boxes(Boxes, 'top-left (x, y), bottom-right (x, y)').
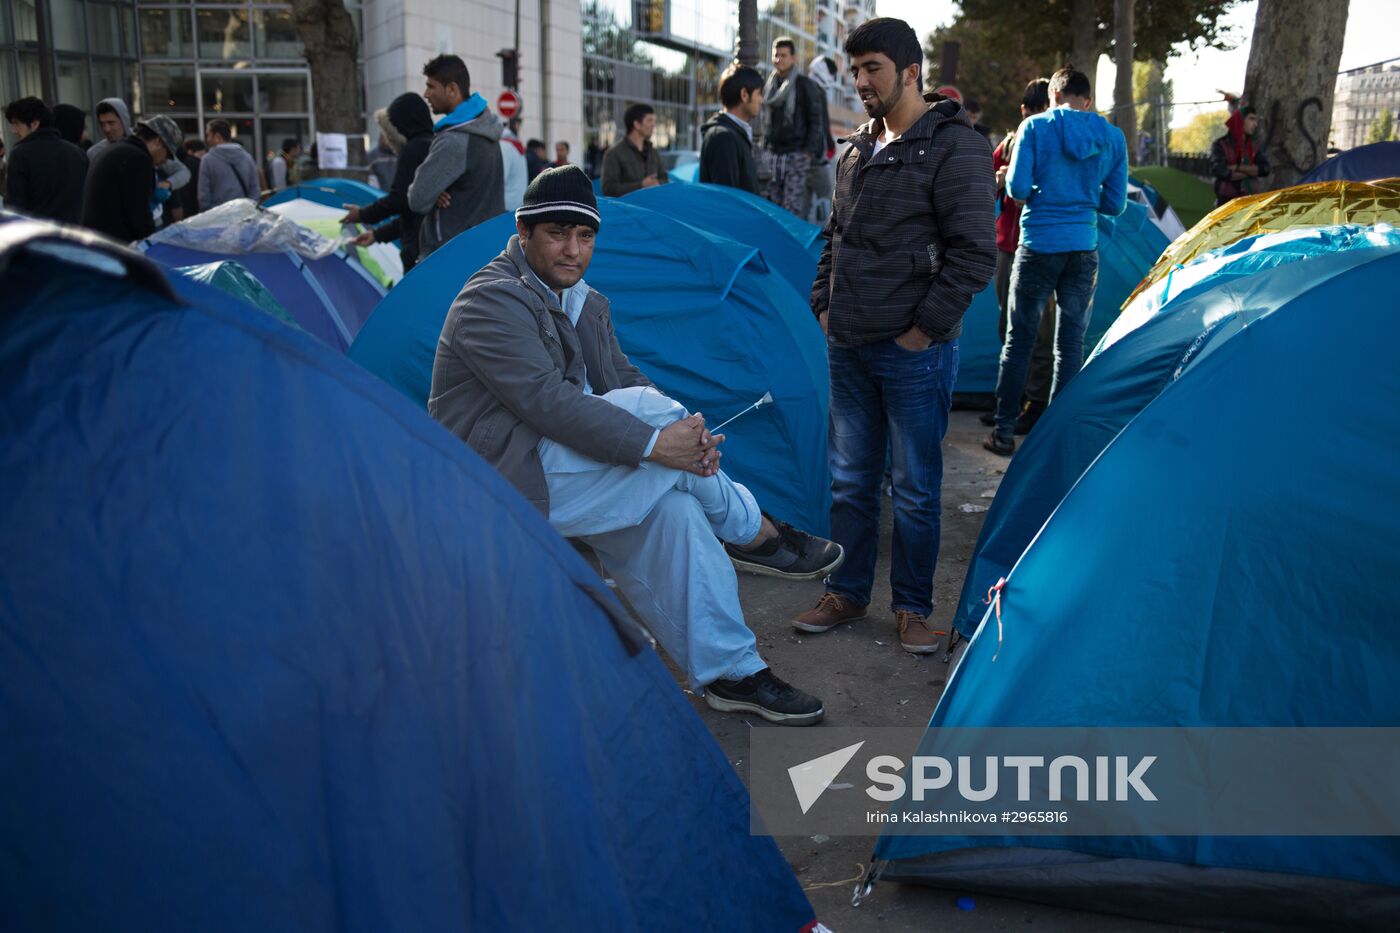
top-left (195, 6), bottom-right (251, 62)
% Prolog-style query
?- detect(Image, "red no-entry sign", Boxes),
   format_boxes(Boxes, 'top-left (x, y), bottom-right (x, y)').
top-left (497, 90), bottom-right (522, 119)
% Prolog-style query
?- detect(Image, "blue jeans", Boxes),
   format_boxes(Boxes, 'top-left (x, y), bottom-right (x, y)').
top-left (993, 247), bottom-right (1099, 439)
top-left (827, 336), bottom-right (958, 616)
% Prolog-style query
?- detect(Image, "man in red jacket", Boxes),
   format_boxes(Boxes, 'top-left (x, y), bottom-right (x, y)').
top-left (980, 78), bottom-right (1056, 435)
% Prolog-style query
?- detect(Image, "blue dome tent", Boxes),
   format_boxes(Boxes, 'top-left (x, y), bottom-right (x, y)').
top-left (953, 224), bottom-right (1400, 638)
top-left (875, 242), bottom-right (1400, 931)
top-left (349, 199), bottom-right (831, 534)
top-left (954, 199), bottom-right (1170, 394)
top-left (1299, 141), bottom-right (1400, 184)
top-left (0, 217), bottom-right (819, 933)
top-left (138, 200), bottom-right (385, 352)
top-left (626, 182), bottom-right (822, 295)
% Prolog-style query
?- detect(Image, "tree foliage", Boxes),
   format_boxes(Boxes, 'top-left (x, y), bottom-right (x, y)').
top-left (955, 0), bottom-right (1241, 70)
top-left (923, 17), bottom-right (1057, 138)
top-left (1367, 108), bottom-right (1396, 144)
top-left (1170, 108), bottom-right (1227, 154)
top-left (1134, 60), bottom-right (1173, 157)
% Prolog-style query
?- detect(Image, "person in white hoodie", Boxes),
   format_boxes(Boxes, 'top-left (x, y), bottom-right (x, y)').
top-left (499, 123), bottom-right (528, 211)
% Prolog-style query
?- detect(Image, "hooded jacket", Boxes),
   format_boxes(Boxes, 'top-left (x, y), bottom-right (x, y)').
top-left (5, 127), bottom-right (88, 223)
top-left (1210, 109), bottom-right (1271, 205)
top-left (699, 112), bottom-right (758, 194)
top-left (198, 142), bottom-right (260, 211)
top-left (360, 93), bottom-right (435, 269)
top-left (812, 100), bottom-right (997, 345)
top-left (52, 104), bottom-right (88, 147)
top-left (1006, 104), bottom-right (1128, 254)
top-left (408, 94), bottom-right (505, 257)
top-left (80, 135), bottom-right (154, 242)
top-left (86, 98), bottom-right (131, 162)
top-left (429, 235), bottom-right (655, 515)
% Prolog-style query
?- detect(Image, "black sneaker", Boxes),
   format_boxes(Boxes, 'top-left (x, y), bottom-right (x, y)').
top-left (725, 516), bottom-right (844, 581)
top-left (1015, 401), bottom-right (1046, 436)
top-left (982, 431), bottom-right (1015, 457)
top-left (978, 410), bottom-right (996, 426)
top-left (705, 668), bottom-right (825, 725)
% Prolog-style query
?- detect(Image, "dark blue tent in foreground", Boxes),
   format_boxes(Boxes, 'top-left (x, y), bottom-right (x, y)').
top-left (1299, 140), bottom-right (1400, 184)
top-left (876, 238), bottom-right (1400, 931)
top-left (0, 217), bottom-right (818, 932)
top-left (349, 198), bottom-right (832, 535)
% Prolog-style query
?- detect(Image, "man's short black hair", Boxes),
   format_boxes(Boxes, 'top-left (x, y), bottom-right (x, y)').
top-left (1049, 67), bottom-right (1092, 99)
top-left (206, 119), bottom-right (232, 141)
top-left (527, 138), bottom-right (545, 150)
top-left (184, 139), bottom-right (206, 154)
top-left (965, 97), bottom-right (981, 115)
top-left (95, 100), bottom-right (120, 118)
top-left (556, 140), bottom-right (570, 151)
top-left (423, 54), bottom-right (471, 96)
top-left (845, 17), bottom-right (922, 76)
top-left (1022, 77), bottom-right (1050, 112)
top-left (773, 37), bottom-right (796, 55)
top-left (719, 63), bottom-right (764, 109)
top-left (281, 137), bottom-right (300, 153)
top-left (4, 97), bottom-right (53, 128)
top-left (622, 102), bottom-right (654, 135)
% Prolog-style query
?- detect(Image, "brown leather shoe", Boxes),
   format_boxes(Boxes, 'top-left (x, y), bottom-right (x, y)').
top-left (896, 610), bottom-right (946, 655)
top-left (792, 592), bottom-right (868, 633)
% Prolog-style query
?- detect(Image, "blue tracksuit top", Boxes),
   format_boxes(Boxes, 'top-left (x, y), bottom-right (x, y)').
top-left (1007, 105), bottom-right (1128, 253)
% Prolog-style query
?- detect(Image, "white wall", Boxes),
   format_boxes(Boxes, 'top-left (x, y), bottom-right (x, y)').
top-left (363, 0), bottom-right (583, 157)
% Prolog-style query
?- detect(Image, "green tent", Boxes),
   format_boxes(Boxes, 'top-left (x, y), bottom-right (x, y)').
top-left (171, 261), bottom-right (299, 329)
top-left (1132, 165), bottom-right (1215, 228)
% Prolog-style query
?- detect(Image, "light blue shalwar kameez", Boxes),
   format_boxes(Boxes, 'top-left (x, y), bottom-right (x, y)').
top-left (534, 276), bottom-right (767, 688)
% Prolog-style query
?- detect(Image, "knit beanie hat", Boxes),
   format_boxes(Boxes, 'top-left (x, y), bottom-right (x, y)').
top-left (515, 164), bottom-right (600, 231)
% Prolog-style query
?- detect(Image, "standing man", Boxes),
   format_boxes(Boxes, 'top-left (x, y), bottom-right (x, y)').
top-left (761, 38), bottom-right (825, 215)
top-left (86, 97), bottom-right (130, 162)
top-left (980, 77), bottom-right (1056, 436)
top-left (3, 97), bottom-right (88, 223)
top-left (553, 140), bottom-right (571, 166)
top-left (80, 117), bottom-right (180, 242)
top-left (796, 17), bottom-right (996, 653)
top-left (700, 64), bottom-right (764, 193)
top-left (600, 103), bottom-right (668, 197)
top-left (407, 54), bottom-right (505, 259)
top-left (345, 93), bottom-right (435, 272)
top-left (525, 138), bottom-right (550, 181)
top-left (430, 166), bottom-right (839, 724)
top-left (984, 66), bottom-right (1127, 457)
top-left (269, 138), bottom-right (301, 191)
top-left (1210, 101), bottom-right (1270, 206)
top-left (198, 120), bottom-right (260, 210)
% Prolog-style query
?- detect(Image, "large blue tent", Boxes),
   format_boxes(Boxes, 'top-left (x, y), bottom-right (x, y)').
top-left (954, 199), bottom-right (1170, 394)
top-left (877, 238), bottom-right (1400, 930)
top-left (0, 216), bottom-right (819, 933)
top-left (954, 224), bottom-right (1400, 638)
top-left (1299, 140), bottom-right (1400, 184)
top-left (626, 182), bottom-right (822, 296)
top-left (349, 198), bottom-right (832, 534)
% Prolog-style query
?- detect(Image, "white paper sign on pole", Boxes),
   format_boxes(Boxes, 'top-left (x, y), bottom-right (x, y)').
top-left (316, 132), bottom-right (348, 169)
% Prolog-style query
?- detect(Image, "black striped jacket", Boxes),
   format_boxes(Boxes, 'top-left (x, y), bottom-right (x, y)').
top-left (811, 100), bottom-right (997, 344)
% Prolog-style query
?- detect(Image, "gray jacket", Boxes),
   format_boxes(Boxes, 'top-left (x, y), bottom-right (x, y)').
top-left (86, 97), bottom-right (131, 163)
top-left (429, 236), bottom-right (656, 514)
top-left (408, 110), bottom-right (505, 257)
top-left (198, 143), bottom-right (259, 210)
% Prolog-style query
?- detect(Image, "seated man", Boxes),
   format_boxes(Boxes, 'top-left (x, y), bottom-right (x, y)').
top-left (430, 165), bottom-right (839, 725)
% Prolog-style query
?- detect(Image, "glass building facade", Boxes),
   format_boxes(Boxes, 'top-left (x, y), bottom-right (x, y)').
top-left (0, 0), bottom-right (141, 127)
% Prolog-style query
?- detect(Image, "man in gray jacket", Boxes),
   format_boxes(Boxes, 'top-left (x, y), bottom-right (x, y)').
top-left (408, 55), bottom-right (505, 257)
top-left (430, 166), bottom-right (839, 725)
top-left (198, 119), bottom-right (260, 210)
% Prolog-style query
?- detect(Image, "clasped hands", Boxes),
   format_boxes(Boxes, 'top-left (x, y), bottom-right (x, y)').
top-left (646, 413), bottom-right (724, 477)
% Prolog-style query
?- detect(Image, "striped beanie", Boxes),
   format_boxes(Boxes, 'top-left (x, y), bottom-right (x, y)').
top-left (515, 164), bottom-right (601, 231)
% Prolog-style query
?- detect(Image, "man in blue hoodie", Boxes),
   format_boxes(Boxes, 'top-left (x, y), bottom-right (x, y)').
top-left (984, 67), bottom-right (1127, 456)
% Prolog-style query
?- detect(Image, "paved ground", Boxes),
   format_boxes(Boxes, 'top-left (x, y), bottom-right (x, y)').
top-left (672, 411), bottom-right (1208, 933)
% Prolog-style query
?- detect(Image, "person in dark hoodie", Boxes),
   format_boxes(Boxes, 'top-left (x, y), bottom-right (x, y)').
top-left (4, 97), bottom-right (88, 223)
top-left (407, 54), bottom-right (505, 258)
top-left (796, 17), bottom-right (996, 652)
top-left (52, 103), bottom-right (89, 149)
top-left (699, 64), bottom-right (764, 193)
top-left (81, 117), bottom-right (178, 242)
top-left (344, 92), bottom-right (434, 272)
top-left (984, 66), bottom-right (1127, 457)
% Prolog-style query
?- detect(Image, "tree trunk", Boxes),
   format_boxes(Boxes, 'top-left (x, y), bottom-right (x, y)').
top-left (736, 0), bottom-right (759, 67)
top-left (1242, 0), bottom-right (1349, 188)
top-left (1112, 0), bottom-right (1136, 164)
top-left (1069, 0), bottom-right (1098, 97)
top-left (289, 0), bottom-right (363, 178)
